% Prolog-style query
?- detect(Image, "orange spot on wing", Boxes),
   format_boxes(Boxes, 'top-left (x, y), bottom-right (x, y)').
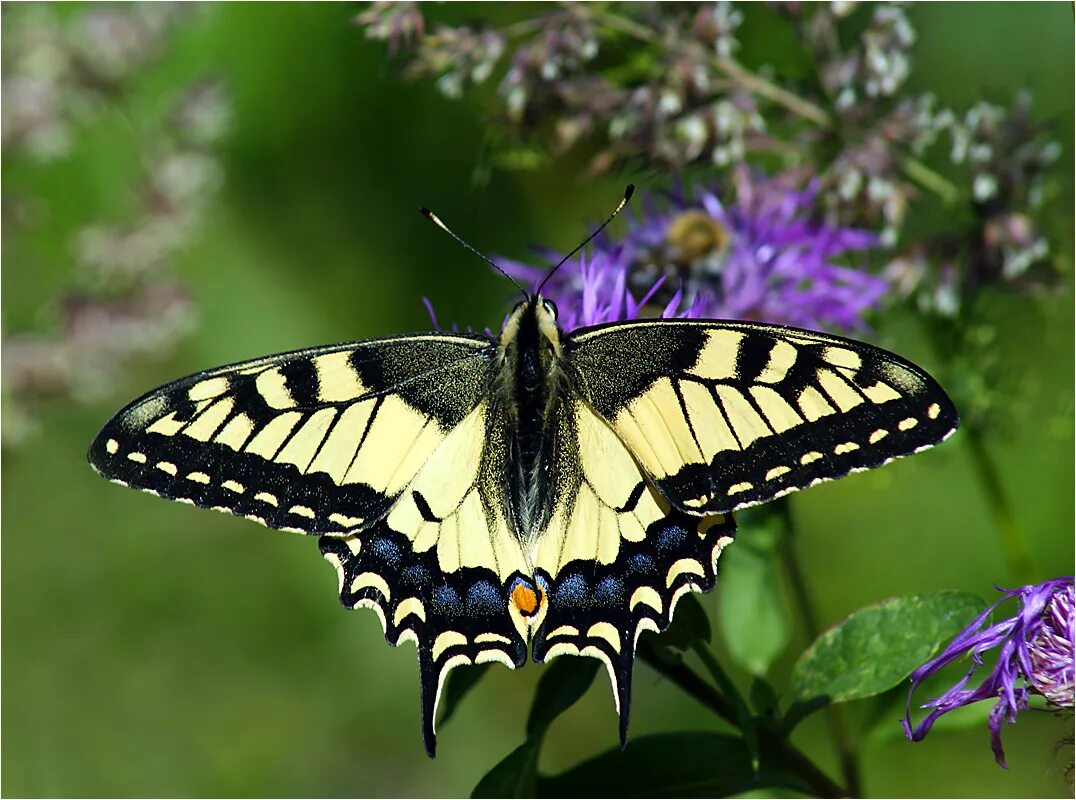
top-left (512, 583), bottom-right (540, 616)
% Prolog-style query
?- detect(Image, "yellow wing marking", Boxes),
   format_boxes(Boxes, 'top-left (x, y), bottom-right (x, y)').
top-left (383, 404), bottom-right (527, 582)
top-left (816, 369), bottom-right (864, 412)
top-left (714, 386), bottom-right (770, 447)
top-left (796, 385), bottom-right (835, 422)
top-left (344, 396), bottom-right (438, 491)
top-left (306, 401), bottom-right (375, 482)
top-left (275, 408), bottom-right (337, 473)
top-left (183, 398), bottom-right (235, 442)
top-left (244, 412), bottom-right (303, 459)
top-left (312, 350), bottom-right (366, 402)
top-left (214, 413), bottom-right (255, 451)
top-left (690, 329), bottom-right (744, 380)
top-left (534, 403), bottom-right (667, 578)
top-left (188, 377), bottom-right (231, 402)
top-left (757, 339), bottom-right (799, 384)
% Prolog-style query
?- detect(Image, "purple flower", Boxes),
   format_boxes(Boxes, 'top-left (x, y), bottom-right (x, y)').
top-left (903, 577), bottom-right (1075, 768)
top-left (499, 170), bottom-right (887, 332)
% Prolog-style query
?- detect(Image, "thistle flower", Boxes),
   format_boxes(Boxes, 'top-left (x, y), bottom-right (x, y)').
top-left (903, 577), bottom-right (1075, 768)
top-left (500, 171), bottom-right (886, 333)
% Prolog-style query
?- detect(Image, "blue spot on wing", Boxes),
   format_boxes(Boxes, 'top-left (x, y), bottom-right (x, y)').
top-left (466, 580), bottom-right (501, 614)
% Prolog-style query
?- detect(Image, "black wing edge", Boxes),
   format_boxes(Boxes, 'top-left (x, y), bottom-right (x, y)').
top-left (319, 523), bottom-right (527, 758)
top-left (531, 510), bottom-right (737, 747)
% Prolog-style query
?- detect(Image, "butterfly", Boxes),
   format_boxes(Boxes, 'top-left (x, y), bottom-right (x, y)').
top-left (88, 188), bottom-right (958, 756)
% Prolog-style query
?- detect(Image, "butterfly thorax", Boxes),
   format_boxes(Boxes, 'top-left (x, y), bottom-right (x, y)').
top-left (495, 297), bottom-right (570, 540)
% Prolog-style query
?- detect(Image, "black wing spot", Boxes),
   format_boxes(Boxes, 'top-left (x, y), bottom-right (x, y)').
top-left (412, 490), bottom-right (441, 523)
top-left (616, 482), bottom-right (647, 514)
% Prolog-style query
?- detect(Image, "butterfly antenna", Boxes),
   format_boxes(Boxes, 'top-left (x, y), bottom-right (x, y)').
top-left (420, 207), bottom-right (528, 298)
top-left (536, 184), bottom-right (635, 296)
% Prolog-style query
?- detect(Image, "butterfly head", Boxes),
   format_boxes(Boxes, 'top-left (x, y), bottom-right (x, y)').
top-left (498, 294), bottom-right (563, 364)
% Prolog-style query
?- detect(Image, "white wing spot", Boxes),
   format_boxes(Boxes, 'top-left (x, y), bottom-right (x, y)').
top-left (727, 481), bottom-right (753, 495)
top-left (899, 417), bottom-right (918, 431)
top-left (800, 451), bottom-right (822, 465)
top-left (155, 461), bottom-right (178, 476)
top-left (288, 504), bottom-right (316, 519)
top-left (126, 452), bottom-right (147, 464)
top-left (254, 492), bottom-right (278, 506)
top-left (186, 471), bottom-right (211, 484)
top-left (547, 625), bottom-right (581, 639)
top-left (222, 480), bottom-right (245, 494)
top-left (869, 429), bottom-right (888, 444)
top-left (328, 512), bottom-right (364, 529)
top-left (834, 442), bottom-right (859, 455)
top-left (106, 439), bottom-right (119, 454)
top-left (927, 403), bottom-right (941, 419)
top-left (764, 465), bottom-right (791, 481)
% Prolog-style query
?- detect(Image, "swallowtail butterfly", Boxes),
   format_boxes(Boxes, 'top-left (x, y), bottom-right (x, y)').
top-left (89, 188), bottom-right (957, 756)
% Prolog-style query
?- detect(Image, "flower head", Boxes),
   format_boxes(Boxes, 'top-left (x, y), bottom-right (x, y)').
top-left (500, 170), bottom-right (887, 332)
top-left (903, 577), bottom-right (1075, 768)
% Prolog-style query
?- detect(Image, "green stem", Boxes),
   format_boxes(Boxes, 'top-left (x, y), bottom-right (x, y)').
top-left (901, 156), bottom-right (961, 207)
top-left (777, 501), bottom-right (864, 798)
top-left (596, 9), bottom-right (833, 129)
top-left (597, 8), bottom-right (965, 207)
top-left (637, 640), bottom-right (847, 798)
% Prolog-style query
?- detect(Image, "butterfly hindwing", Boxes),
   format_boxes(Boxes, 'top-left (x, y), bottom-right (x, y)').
top-left (320, 398), bottom-right (533, 757)
top-left (530, 398), bottom-right (737, 741)
top-left (565, 320), bottom-right (958, 515)
top-left (88, 334), bottom-right (494, 535)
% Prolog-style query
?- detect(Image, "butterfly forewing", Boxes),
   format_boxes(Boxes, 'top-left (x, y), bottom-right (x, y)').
top-left (565, 320), bottom-right (958, 515)
top-left (88, 333), bottom-right (495, 535)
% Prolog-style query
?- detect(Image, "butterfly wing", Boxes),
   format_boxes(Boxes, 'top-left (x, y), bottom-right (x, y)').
top-left (530, 397), bottom-right (736, 743)
top-left (320, 399), bottom-right (532, 757)
top-left (564, 320), bottom-right (958, 515)
top-left (90, 333), bottom-right (534, 757)
top-left (88, 333), bottom-right (494, 534)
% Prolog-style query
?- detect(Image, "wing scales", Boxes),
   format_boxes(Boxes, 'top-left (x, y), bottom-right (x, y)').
top-left (321, 400), bottom-right (530, 757)
top-left (530, 399), bottom-right (737, 743)
top-left (88, 334), bottom-right (493, 535)
top-left (567, 320), bottom-right (958, 515)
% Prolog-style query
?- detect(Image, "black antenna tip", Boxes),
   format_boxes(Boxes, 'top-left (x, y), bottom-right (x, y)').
top-left (623, 184), bottom-right (635, 201)
top-left (419, 207), bottom-right (432, 217)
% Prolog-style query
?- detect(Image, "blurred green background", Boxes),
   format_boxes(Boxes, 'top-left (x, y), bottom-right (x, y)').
top-left (3, 3), bottom-right (1072, 797)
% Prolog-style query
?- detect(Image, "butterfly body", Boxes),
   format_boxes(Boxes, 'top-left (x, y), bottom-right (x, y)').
top-left (89, 293), bottom-right (956, 756)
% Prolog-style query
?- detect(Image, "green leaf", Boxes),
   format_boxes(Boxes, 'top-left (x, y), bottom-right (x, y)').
top-left (471, 740), bottom-right (540, 799)
top-left (790, 591), bottom-right (985, 704)
top-left (473, 658), bottom-right (599, 798)
top-left (536, 732), bottom-right (808, 798)
top-left (660, 593), bottom-right (712, 651)
top-left (438, 663), bottom-right (492, 729)
top-left (717, 513), bottom-right (789, 676)
top-left (526, 657), bottom-right (599, 738)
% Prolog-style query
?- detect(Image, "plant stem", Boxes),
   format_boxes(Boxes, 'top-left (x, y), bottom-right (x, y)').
top-left (597, 8), bottom-right (963, 207)
top-left (637, 640), bottom-right (847, 798)
top-left (901, 156), bottom-right (961, 207)
top-left (597, 10), bottom-right (833, 129)
top-left (777, 501), bottom-right (864, 797)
